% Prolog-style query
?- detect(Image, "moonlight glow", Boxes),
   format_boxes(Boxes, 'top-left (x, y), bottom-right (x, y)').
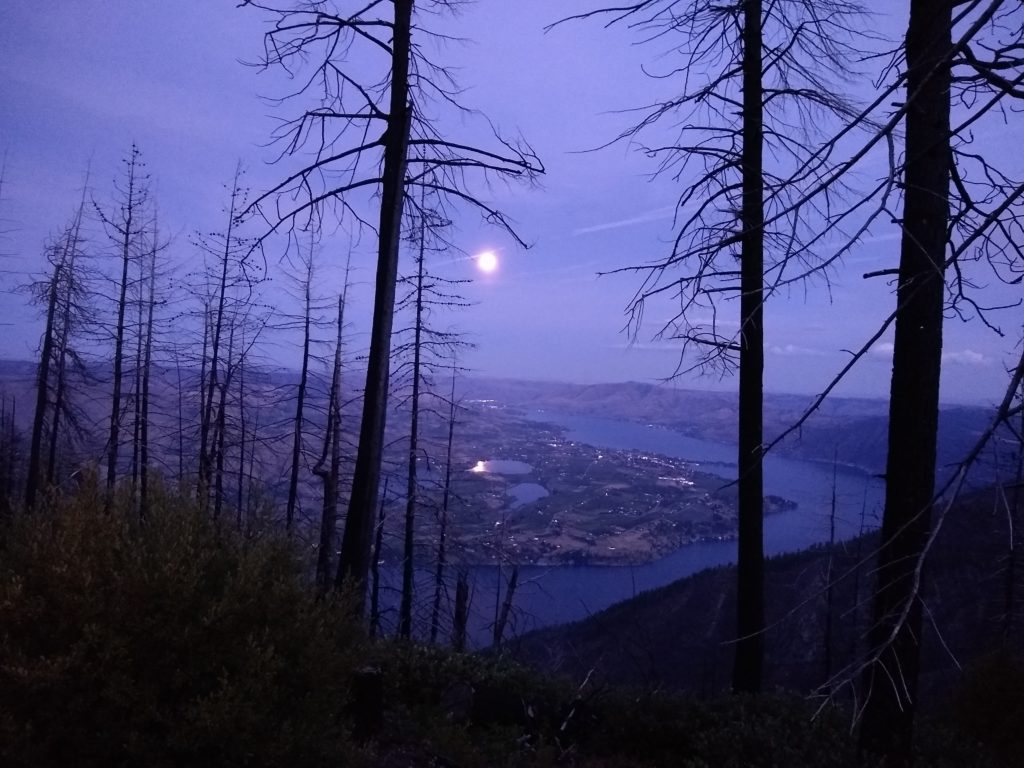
top-left (476, 250), bottom-right (499, 273)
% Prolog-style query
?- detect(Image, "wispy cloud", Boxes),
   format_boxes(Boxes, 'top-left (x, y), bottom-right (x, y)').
top-left (573, 206), bottom-right (675, 236)
top-left (942, 349), bottom-right (992, 366)
top-left (769, 344), bottom-right (827, 357)
top-left (868, 343), bottom-right (992, 368)
top-left (869, 341), bottom-right (894, 359)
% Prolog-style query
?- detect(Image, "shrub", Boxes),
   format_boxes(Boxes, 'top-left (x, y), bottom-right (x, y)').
top-left (0, 488), bottom-right (362, 767)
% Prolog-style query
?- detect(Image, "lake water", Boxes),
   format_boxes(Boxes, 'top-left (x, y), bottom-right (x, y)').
top-left (383, 411), bottom-right (886, 646)
top-left (508, 482), bottom-right (550, 508)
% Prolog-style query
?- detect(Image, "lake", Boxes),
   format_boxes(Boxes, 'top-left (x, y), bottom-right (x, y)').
top-left (384, 410), bottom-right (886, 647)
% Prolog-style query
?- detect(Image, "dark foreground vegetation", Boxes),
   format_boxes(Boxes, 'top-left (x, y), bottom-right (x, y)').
top-left (1, 487), bottom-right (1017, 767)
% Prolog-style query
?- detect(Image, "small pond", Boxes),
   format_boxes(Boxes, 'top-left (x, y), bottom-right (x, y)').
top-left (507, 482), bottom-right (550, 508)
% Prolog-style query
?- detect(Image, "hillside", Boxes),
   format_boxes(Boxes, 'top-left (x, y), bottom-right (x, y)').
top-left (464, 377), bottom-right (999, 480)
top-left (508, 488), bottom-right (1021, 705)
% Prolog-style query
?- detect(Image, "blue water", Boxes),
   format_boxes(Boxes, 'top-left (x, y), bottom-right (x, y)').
top-left (508, 482), bottom-right (550, 508)
top-left (383, 411), bottom-right (885, 646)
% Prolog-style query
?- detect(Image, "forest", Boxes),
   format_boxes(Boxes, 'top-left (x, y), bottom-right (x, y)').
top-left (1, 0), bottom-right (1023, 766)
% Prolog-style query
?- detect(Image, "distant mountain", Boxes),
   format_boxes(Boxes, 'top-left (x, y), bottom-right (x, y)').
top-left (463, 377), bottom-right (999, 480)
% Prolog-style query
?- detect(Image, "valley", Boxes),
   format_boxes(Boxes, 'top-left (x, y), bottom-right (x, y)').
top-left (442, 401), bottom-right (794, 566)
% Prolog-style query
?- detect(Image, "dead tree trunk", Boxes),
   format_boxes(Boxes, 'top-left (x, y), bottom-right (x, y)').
top-left (100, 145), bottom-right (148, 496)
top-left (859, 1), bottom-right (952, 760)
top-left (733, 0), bottom-right (765, 696)
top-left (430, 369), bottom-right (458, 645)
top-left (368, 476), bottom-right (389, 639)
top-left (138, 224), bottom-right (157, 519)
top-left (198, 177), bottom-right (243, 508)
top-left (315, 275), bottom-right (349, 594)
top-left (286, 252), bottom-right (315, 534)
top-left (336, 0), bottom-right (414, 613)
top-left (26, 245), bottom-right (64, 510)
top-left (213, 323), bottom-right (237, 522)
top-left (399, 223), bottom-right (427, 639)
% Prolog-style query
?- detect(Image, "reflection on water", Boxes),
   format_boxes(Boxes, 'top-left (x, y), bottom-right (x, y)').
top-left (376, 412), bottom-right (887, 647)
top-left (469, 459), bottom-right (533, 475)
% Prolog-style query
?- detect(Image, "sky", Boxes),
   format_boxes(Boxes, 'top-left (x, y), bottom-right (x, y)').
top-left (0, 0), bottom-right (1021, 406)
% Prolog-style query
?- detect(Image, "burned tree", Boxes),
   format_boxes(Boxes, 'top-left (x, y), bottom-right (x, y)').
top-left (243, 0), bottom-right (542, 614)
top-left (566, 0), bottom-right (867, 693)
top-left (25, 183), bottom-right (92, 509)
top-left (858, 1), bottom-right (1024, 759)
top-left (192, 168), bottom-right (264, 513)
top-left (313, 260), bottom-right (352, 594)
top-left (394, 185), bottom-right (471, 639)
top-left (95, 145), bottom-right (151, 495)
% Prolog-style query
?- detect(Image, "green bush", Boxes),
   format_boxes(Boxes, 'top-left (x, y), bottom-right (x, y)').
top-left (0, 488), bottom-right (362, 767)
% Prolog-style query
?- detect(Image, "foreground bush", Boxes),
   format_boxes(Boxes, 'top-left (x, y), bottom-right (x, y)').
top-left (0, 485), bottom-right (1009, 767)
top-left (0, 487), bottom-right (362, 767)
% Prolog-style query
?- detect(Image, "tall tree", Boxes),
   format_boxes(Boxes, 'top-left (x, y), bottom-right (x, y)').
top-left (859, 0), bottom-right (952, 759)
top-left (283, 238), bottom-right (325, 534)
top-left (394, 191), bottom-right (469, 639)
top-left (25, 184), bottom-right (90, 509)
top-left (193, 168), bottom-right (260, 511)
top-left (733, 0), bottom-right (766, 693)
top-left (334, 0), bottom-right (412, 608)
top-left (244, 0), bottom-right (541, 615)
top-left (313, 270), bottom-right (351, 594)
top-left (95, 145), bottom-right (150, 495)
top-left (430, 367), bottom-right (460, 645)
top-left (136, 214), bottom-right (163, 518)
top-left (566, 0), bottom-right (865, 693)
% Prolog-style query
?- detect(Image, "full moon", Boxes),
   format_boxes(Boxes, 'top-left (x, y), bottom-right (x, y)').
top-left (476, 250), bottom-right (499, 273)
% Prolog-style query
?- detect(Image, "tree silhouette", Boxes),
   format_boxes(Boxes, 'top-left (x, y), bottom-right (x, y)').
top-left (243, 0), bottom-right (542, 614)
top-left (94, 145), bottom-right (150, 496)
top-left (25, 181), bottom-right (91, 509)
top-left (563, 0), bottom-right (866, 693)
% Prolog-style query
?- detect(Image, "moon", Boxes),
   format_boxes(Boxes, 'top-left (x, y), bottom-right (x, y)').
top-left (476, 250), bottom-right (499, 273)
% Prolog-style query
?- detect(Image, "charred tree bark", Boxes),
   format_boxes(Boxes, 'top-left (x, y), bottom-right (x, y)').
top-left (235, 337), bottom-right (247, 530)
top-left (1006, 392), bottom-right (1024, 639)
top-left (25, 249), bottom-right (63, 510)
top-left (138, 229), bottom-right (157, 519)
top-left (101, 146), bottom-right (147, 496)
top-left (213, 323), bottom-right (236, 522)
top-left (285, 253), bottom-right (314, 534)
top-left (46, 209), bottom-right (84, 492)
top-left (198, 177), bottom-right (242, 509)
top-left (859, 1), bottom-right (952, 761)
top-left (398, 224), bottom-right (427, 639)
top-left (315, 279), bottom-right (349, 595)
top-left (336, 0), bottom-right (414, 613)
top-left (368, 477), bottom-right (389, 639)
top-left (733, 0), bottom-right (765, 696)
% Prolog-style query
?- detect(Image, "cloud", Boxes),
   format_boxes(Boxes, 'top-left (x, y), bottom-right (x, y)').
top-left (942, 349), bottom-right (992, 366)
top-left (573, 206), bottom-right (675, 236)
top-left (769, 344), bottom-right (827, 357)
top-left (867, 343), bottom-right (992, 367)
top-left (869, 341), bottom-right (895, 359)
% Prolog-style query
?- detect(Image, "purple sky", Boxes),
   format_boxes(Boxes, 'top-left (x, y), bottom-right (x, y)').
top-left (0, 1), bottom-right (1020, 405)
